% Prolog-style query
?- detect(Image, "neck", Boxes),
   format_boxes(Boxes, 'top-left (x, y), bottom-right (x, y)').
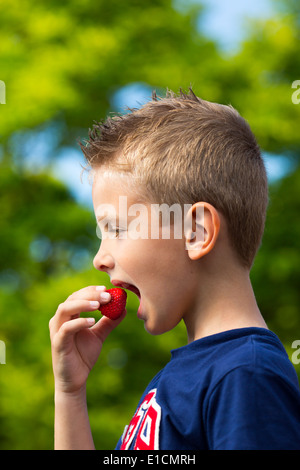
top-left (184, 267), bottom-right (268, 343)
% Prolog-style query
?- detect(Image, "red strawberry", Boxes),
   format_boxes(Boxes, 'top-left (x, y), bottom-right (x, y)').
top-left (99, 288), bottom-right (127, 320)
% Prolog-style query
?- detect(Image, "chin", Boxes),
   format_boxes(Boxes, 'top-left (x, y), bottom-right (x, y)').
top-left (143, 319), bottom-right (175, 336)
top-left (144, 325), bottom-right (163, 336)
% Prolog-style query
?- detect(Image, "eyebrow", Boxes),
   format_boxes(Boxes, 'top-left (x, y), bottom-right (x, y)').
top-left (96, 215), bottom-right (119, 223)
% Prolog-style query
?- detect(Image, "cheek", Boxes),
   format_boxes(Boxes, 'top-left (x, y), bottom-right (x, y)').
top-left (116, 240), bottom-right (152, 276)
top-left (155, 239), bottom-right (190, 275)
top-left (118, 238), bottom-right (192, 292)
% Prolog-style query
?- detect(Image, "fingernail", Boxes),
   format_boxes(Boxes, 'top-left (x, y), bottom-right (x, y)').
top-left (90, 301), bottom-right (100, 308)
top-left (100, 292), bottom-right (111, 302)
top-left (87, 317), bottom-right (95, 325)
top-left (96, 285), bottom-right (106, 291)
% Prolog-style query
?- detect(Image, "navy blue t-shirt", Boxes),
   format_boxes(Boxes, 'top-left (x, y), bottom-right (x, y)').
top-left (116, 327), bottom-right (300, 450)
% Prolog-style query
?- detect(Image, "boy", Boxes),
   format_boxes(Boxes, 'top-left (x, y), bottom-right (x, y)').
top-left (49, 89), bottom-right (300, 450)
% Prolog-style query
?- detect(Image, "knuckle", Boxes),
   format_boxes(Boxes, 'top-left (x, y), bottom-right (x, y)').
top-left (57, 302), bottom-right (66, 313)
top-left (48, 317), bottom-right (53, 330)
top-left (51, 333), bottom-right (63, 351)
top-left (57, 322), bottom-right (69, 341)
top-left (59, 322), bottom-right (68, 334)
top-left (60, 320), bottom-right (70, 333)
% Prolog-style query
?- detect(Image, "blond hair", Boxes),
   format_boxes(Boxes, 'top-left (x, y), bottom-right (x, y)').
top-left (80, 88), bottom-right (268, 269)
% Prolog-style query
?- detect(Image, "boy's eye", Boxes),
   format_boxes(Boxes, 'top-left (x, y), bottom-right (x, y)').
top-left (96, 222), bottom-right (126, 240)
top-left (109, 227), bottom-right (121, 238)
top-left (106, 225), bottom-right (124, 239)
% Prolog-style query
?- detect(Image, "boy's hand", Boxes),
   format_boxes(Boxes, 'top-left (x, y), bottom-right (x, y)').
top-left (49, 286), bottom-right (126, 394)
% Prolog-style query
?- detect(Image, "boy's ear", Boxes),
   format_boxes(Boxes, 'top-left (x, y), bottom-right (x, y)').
top-left (185, 202), bottom-right (220, 260)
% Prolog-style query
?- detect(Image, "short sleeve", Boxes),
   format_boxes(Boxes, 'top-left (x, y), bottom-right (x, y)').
top-left (206, 366), bottom-right (300, 450)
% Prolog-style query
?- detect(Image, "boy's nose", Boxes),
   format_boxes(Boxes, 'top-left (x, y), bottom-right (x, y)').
top-left (93, 244), bottom-right (115, 273)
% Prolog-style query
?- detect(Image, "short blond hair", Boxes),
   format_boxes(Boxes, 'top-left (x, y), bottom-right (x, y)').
top-left (80, 88), bottom-right (268, 269)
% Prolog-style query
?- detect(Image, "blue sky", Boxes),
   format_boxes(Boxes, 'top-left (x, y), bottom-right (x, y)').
top-left (47, 0), bottom-right (293, 207)
top-left (197, 0), bottom-right (273, 52)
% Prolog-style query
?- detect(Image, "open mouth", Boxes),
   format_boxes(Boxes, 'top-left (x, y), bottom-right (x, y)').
top-left (111, 280), bottom-right (141, 300)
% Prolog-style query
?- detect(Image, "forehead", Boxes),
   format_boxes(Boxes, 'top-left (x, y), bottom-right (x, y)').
top-left (92, 167), bottom-right (148, 210)
top-left (92, 167), bottom-right (130, 187)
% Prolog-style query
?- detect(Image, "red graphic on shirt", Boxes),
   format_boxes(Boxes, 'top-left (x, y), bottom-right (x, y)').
top-left (120, 388), bottom-right (161, 450)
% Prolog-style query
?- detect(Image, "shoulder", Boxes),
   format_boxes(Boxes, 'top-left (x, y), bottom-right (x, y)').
top-left (205, 327), bottom-right (298, 387)
top-left (200, 329), bottom-right (300, 449)
top-left (168, 327), bottom-right (299, 396)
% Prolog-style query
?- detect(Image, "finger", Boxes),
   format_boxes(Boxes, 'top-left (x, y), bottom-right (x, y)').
top-left (91, 308), bottom-right (127, 343)
top-left (55, 317), bottom-right (96, 348)
top-left (67, 285), bottom-right (107, 301)
top-left (49, 286), bottom-right (112, 337)
top-left (49, 299), bottom-right (100, 338)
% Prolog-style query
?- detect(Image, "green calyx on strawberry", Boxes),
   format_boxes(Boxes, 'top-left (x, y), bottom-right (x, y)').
top-left (99, 288), bottom-right (127, 320)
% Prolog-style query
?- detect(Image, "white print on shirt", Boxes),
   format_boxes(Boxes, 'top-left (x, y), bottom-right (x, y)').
top-left (120, 388), bottom-right (161, 450)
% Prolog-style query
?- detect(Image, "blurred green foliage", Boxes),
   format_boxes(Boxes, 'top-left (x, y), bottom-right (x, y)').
top-left (0, 0), bottom-right (300, 450)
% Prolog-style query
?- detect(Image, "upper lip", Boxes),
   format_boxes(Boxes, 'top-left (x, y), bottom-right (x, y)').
top-left (111, 279), bottom-right (141, 299)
